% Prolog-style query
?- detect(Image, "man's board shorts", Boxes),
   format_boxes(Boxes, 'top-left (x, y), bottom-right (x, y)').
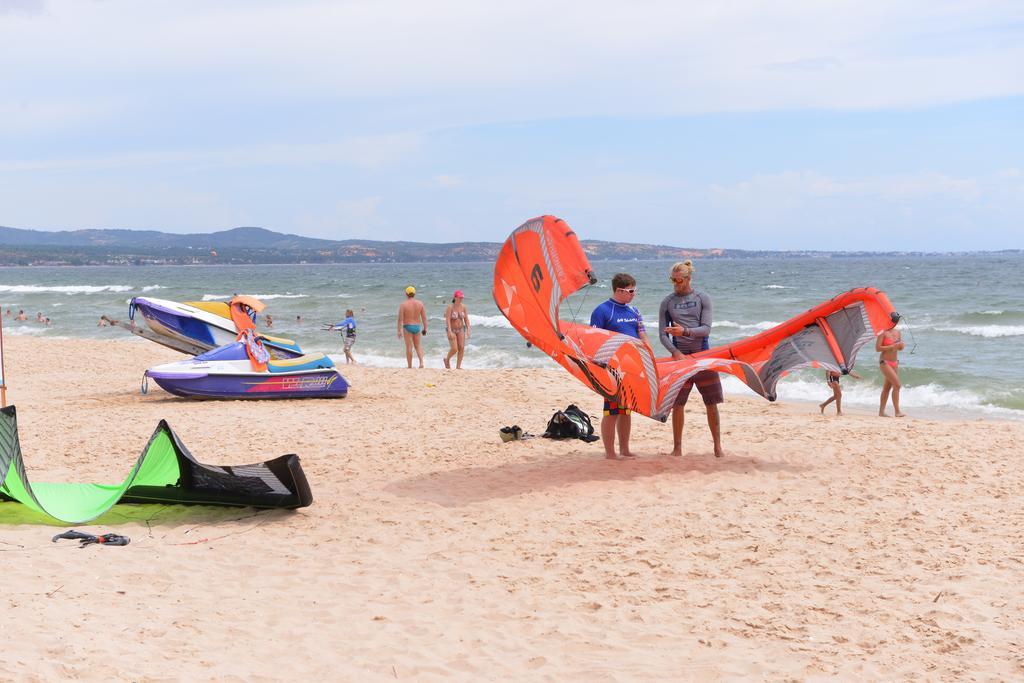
top-left (344, 335), bottom-right (356, 351)
top-left (603, 399), bottom-right (631, 416)
top-left (674, 370), bottom-right (724, 407)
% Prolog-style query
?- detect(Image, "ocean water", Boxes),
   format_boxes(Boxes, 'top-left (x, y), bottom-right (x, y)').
top-left (1, 255), bottom-right (1022, 420)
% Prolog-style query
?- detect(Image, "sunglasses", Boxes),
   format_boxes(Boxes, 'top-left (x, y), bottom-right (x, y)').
top-left (670, 276), bottom-right (691, 283)
top-left (616, 287), bottom-right (637, 294)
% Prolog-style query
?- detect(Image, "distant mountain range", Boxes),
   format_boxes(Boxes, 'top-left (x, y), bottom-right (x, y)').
top-left (0, 225), bottom-right (337, 250)
top-left (0, 225), bottom-right (1018, 266)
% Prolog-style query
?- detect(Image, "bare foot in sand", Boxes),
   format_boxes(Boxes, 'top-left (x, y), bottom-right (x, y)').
top-left (714, 446), bottom-right (724, 458)
top-left (669, 447), bottom-right (682, 457)
top-left (879, 411), bottom-right (889, 417)
top-left (605, 453), bottom-right (620, 460)
top-left (620, 451), bottom-right (636, 459)
top-left (819, 402), bottom-right (827, 414)
top-left (895, 411), bottom-right (906, 418)
top-left (443, 357), bottom-right (450, 369)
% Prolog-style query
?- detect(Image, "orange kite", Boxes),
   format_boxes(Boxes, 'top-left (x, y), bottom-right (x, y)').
top-left (493, 215), bottom-right (900, 421)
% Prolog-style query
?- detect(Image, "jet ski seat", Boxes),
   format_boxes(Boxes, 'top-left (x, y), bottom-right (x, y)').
top-left (267, 353), bottom-right (335, 373)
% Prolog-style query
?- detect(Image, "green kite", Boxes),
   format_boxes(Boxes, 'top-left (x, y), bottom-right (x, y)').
top-left (0, 405), bottom-right (312, 524)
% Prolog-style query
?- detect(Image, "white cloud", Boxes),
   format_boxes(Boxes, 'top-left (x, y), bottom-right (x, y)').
top-left (431, 175), bottom-right (462, 188)
top-left (0, 132), bottom-right (422, 173)
top-left (2, 0), bottom-right (1022, 133)
top-left (0, 0), bottom-right (43, 15)
top-left (1, 1), bottom-right (1021, 249)
top-left (708, 170), bottom-right (1011, 204)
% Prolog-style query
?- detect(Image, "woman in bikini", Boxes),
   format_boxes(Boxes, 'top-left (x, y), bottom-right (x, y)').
top-left (876, 324), bottom-right (906, 417)
top-left (443, 290), bottom-right (470, 369)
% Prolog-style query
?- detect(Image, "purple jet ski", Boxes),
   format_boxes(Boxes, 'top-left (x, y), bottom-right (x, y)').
top-left (144, 341), bottom-right (349, 399)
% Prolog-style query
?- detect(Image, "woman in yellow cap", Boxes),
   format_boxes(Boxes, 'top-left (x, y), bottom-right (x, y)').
top-left (397, 285), bottom-right (428, 368)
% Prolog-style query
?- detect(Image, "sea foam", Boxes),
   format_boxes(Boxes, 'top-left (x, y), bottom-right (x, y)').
top-left (201, 293), bottom-right (308, 301)
top-left (935, 325), bottom-right (1024, 338)
top-left (715, 320), bottom-right (781, 332)
top-left (469, 314), bottom-right (513, 329)
top-left (720, 374), bottom-right (1023, 420)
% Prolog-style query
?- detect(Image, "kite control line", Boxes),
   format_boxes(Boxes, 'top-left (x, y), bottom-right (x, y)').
top-left (52, 530), bottom-right (131, 548)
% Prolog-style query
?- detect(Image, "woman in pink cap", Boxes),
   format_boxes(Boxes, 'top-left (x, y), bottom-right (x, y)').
top-left (444, 290), bottom-right (470, 368)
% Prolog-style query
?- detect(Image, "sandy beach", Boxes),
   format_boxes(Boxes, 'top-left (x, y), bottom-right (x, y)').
top-left (1, 334), bottom-right (1022, 680)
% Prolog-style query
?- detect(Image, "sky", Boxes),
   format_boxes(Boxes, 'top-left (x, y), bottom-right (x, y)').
top-left (1, 0), bottom-right (1022, 251)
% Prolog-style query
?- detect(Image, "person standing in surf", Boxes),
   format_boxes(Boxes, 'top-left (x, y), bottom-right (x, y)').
top-left (877, 318), bottom-right (906, 417)
top-left (659, 260), bottom-right (725, 458)
top-left (444, 290), bottom-right (470, 369)
top-left (590, 273), bottom-right (651, 460)
top-left (397, 286), bottom-right (428, 369)
top-left (331, 309), bottom-right (358, 364)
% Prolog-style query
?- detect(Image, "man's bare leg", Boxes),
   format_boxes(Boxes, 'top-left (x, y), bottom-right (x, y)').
top-left (670, 405), bottom-right (685, 456)
top-left (707, 404), bottom-right (724, 457)
top-left (404, 334), bottom-right (414, 368)
top-left (601, 414), bottom-right (619, 459)
top-left (412, 336), bottom-right (425, 368)
top-left (617, 413), bottom-right (634, 458)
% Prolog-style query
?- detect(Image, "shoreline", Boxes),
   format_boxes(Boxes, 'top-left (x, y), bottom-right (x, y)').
top-left (5, 329), bottom-right (1020, 425)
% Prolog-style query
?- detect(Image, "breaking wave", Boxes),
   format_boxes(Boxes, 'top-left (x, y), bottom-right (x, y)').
top-left (934, 325), bottom-right (1024, 338)
top-left (715, 320), bottom-right (781, 332)
top-left (468, 314), bottom-right (513, 329)
top-left (201, 293), bottom-right (308, 301)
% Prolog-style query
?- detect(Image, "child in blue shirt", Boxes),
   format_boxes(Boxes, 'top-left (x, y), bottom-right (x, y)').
top-left (331, 309), bottom-right (358, 364)
top-left (590, 273), bottom-right (651, 459)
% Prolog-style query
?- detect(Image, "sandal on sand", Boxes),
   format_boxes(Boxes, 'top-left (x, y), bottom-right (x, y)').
top-left (499, 425), bottom-right (524, 442)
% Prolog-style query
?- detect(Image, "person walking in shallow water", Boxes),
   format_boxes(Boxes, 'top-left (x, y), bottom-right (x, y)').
top-left (331, 309), bottom-right (358, 364)
top-left (397, 286), bottom-right (428, 368)
top-left (877, 320), bottom-right (906, 417)
top-left (443, 290), bottom-right (470, 369)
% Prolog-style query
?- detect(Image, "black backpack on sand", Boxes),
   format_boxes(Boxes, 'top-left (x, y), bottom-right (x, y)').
top-left (542, 404), bottom-right (600, 443)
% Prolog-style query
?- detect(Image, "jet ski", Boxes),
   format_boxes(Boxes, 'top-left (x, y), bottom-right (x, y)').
top-left (118, 295), bottom-right (303, 358)
top-left (144, 341), bottom-right (348, 399)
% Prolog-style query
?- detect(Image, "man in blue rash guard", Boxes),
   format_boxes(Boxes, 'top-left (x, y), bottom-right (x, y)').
top-left (590, 272), bottom-right (651, 460)
top-left (658, 260), bottom-right (725, 458)
top-left (331, 309), bottom-right (358, 364)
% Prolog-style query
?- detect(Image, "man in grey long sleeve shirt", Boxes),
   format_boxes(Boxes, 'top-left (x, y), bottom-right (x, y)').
top-left (659, 261), bottom-right (724, 457)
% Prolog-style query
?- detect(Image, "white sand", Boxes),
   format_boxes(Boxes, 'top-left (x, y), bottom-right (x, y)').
top-left (2, 336), bottom-right (1022, 680)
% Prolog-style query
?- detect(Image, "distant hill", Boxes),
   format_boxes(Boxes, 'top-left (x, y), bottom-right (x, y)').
top-left (0, 224), bottom-right (736, 265)
top-left (0, 225), bottom-right (339, 250)
top-left (0, 224), bottom-right (1018, 266)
